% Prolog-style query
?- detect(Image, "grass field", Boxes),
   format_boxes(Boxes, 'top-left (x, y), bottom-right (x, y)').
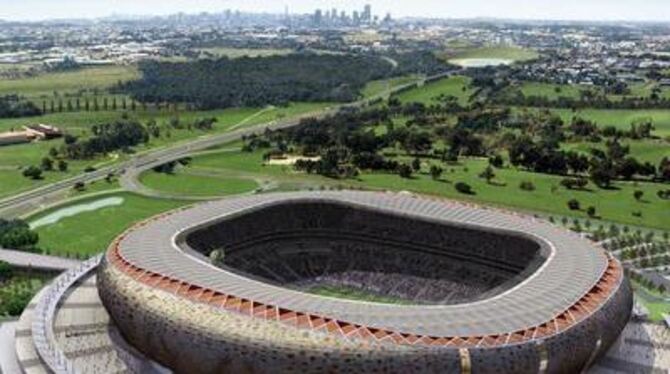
top-left (393, 76), bottom-right (473, 105)
top-left (140, 171), bottom-right (258, 197)
top-left (0, 65), bottom-right (139, 102)
top-left (519, 108), bottom-right (670, 138)
top-left (189, 148), bottom-right (670, 231)
top-left (196, 47), bottom-right (294, 59)
top-left (513, 81), bottom-right (670, 102)
top-left (29, 192), bottom-right (190, 256)
top-left (518, 82), bottom-right (584, 99)
top-left (0, 102), bottom-right (331, 199)
top-left (445, 46), bottom-right (539, 66)
top-left (563, 140), bottom-right (669, 165)
top-left (307, 285), bottom-right (412, 305)
top-left (362, 75), bottom-right (422, 99)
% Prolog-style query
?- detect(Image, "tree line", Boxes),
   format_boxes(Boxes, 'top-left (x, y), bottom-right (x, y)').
top-left (0, 95), bottom-right (41, 118)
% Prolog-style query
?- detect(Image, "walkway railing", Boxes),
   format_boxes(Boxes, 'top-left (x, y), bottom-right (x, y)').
top-left (31, 255), bottom-right (101, 374)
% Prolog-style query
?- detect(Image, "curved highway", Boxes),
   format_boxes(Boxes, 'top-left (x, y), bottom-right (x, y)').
top-left (0, 72), bottom-right (449, 219)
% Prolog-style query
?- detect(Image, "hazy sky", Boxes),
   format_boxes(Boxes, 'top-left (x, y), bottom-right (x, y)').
top-left (1, 0), bottom-right (669, 22)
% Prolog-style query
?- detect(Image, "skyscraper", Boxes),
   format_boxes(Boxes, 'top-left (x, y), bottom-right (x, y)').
top-left (363, 4), bottom-right (372, 23)
top-left (314, 9), bottom-right (323, 26)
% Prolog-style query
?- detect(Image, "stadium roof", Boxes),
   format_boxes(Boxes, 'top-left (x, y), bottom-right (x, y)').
top-left (115, 191), bottom-right (608, 337)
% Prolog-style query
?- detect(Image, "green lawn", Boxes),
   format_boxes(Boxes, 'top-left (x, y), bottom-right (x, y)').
top-left (523, 108), bottom-right (670, 138)
top-left (394, 76), bottom-right (473, 105)
top-left (362, 75), bottom-right (422, 99)
top-left (195, 47), bottom-right (294, 59)
top-left (0, 65), bottom-right (139, 102)
top-left (445, 46), bottom-right (539, 66)
top-left (513, 82), bottom-right (670, 102)
top-left (140, 171), bottom-right (258, 197)
top-left (189, 149), bottom-right (670, 231)
top-left (562, 139), bottom-right (669, 165)
top-left (28, 192), bottom-right (190, 256)
top-left (0, 102), bottom-right (331, 199)
top-left (518, 82), bottom-right (584, 99)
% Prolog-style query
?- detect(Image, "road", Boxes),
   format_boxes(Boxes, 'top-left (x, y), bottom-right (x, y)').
top-left (0, 321), bottom-right (21, 374)
top-left (0, 71), bottom-right (451, 219)
top-left (0, 248), bottom-right (79, 271)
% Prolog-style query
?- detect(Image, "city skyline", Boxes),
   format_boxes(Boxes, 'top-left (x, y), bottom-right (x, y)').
top-left (2, 0), bottom-right (670, 22)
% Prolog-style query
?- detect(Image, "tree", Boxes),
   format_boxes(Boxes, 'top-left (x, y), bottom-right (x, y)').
top-left (22, 166), bottom-right (42, 180)
top-left (40, 157), bottom-right (53, 171)
top-left (0, 219), bottom-right (39, 250)
top-left (479, 166), bottom-right (495, 184)
top-left (411, 158), bottom-right (422, 172)
top-left (567, 199), bottom-right (580, 211)
top-left (73, 182), bottom-right (85, 191)
top-left (429, 165), bottom-right (443, 181)
top-left (634, 190), bottom-right (644, 202)
top-left (455, 182), bottom-right (474, 195)
top-left (489, 154), bottom-right (504, 168)
top-left (57, 160), bottom-right (68, 172)
top-left (210, 249), bottom-right (225, 267)
top-left (397, 164), bottom-right (413, 179)
top-left (519, 181), bottom-right (535, 191)
top-left (0, 260), bottom-right (13, 280)
top-left (560, 178), bottom-right (587, 190)
top-left (587, 206), bottom-right (597, 218)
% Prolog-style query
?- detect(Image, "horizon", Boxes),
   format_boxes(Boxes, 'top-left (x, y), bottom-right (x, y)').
top-left (2, 0), bottom-right (670, 23)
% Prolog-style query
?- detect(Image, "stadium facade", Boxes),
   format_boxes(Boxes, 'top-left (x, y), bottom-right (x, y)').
top-left (96, 191), bottom-right (632, 373)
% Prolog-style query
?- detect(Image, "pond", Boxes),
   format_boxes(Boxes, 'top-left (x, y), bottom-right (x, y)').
top-left (449, 58), bottom-right (514, 68)
top-left (30, 197), bottom-right (125, 229)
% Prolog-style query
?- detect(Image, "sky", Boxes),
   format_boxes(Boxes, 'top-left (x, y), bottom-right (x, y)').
top-left (1, 0), bottom-right (669, 22)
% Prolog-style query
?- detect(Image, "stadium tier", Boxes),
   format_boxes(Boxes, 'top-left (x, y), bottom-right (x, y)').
top-left (95, 191), bottom-right (632, 373)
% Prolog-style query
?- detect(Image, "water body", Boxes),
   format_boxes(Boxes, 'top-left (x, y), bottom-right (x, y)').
top-left (30, 197), bottom-right (124, 229)
top-left (450, 58), bottom-right (514, 68)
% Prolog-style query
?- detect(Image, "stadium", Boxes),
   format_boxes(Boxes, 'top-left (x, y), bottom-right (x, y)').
top-left (16, 191), bottom-right (633, 373)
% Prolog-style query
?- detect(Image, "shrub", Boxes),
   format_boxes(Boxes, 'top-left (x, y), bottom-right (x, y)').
top-left (519, 181), bottom-right (535, 191)
top-left (455, 182), bottom-right (474, 195)
top-left (397, 164), bottom-right (413, 179)
top-left (429, 165), bottom-right (443, 180)
top-left (634, 190), bottom-right (644, 201)
top-left (22, 166), bottom-right (43, 180)
top-left (587, 206), bottom-right (597, 218)
top-left (560, 178), bottom-right (587, 190)
top-left (567, 199), bottom-right (580, 210)
top-left (488, 154), bottom-right (504, 168)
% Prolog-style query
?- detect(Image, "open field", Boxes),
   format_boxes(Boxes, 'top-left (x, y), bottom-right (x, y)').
top-left (195, 47), bottom-right (294, 59)
top-left (518, 107), bottom-right (670, 137)
top-left (361, 75), bottom-right (422, 99)
top-left (307, 285), bottom-right (412, 305)
top-left (140, 170), bottom-right (258, 197)
top-left (0, 102), bottom-right (331, 199)
top-left (563, 140), bottom-right (669, 165)
top-left (512, 81), bottom-right (670, 101)
top-left (445, 46), bottom-right (539, 67)
top-left (0, 65), bottom-right (139, 102)
top-left (450, 46), bottom-right (539, 61)
top-left (28, 192), bottom-right (190, 256)
top-left (186, 148), bottom-right (670, 231)
top-left (518, 82), bottom-right (584, 99)
top-left (393, 75), bottom-right (473, 105)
